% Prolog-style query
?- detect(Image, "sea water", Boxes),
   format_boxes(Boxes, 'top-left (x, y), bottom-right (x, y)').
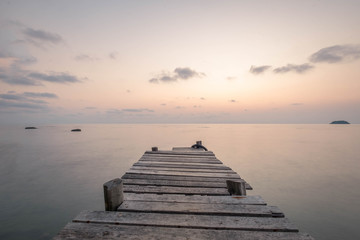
top-left (0, 124), bottom-right (359, 240)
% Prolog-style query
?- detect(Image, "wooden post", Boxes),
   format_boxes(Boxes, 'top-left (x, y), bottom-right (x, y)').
top-left (152, 147), bottom-right (158, 151)
top-left (226, 180), bottom-right (247, 196)
top-left (103, 178), bottom-right (124, 211)
top-left (196, 141), bottom-right (202, 146)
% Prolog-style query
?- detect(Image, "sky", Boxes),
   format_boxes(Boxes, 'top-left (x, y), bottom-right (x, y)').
top-left (1, 0), bottom-right (360, 124)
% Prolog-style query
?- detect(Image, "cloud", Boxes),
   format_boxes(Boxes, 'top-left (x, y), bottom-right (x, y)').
top-left (160, 75), bottom-right (177, 82)
top-left (273, 63), bottom-right (314, 74)
top-left (291, 103), bottom-right (304, 106)
top-left (149, 78), bottom-right (159, 84)
top-left (122, 108), bottom-right (154, 113)
top-left (249, 65), bottom-right (271, 75)
top-left (226, 76), bottom-right (237, 81)
top-left (0, 91), bottom-right (57, 110)
top-left (0, 100), bottom-right (48, 110)
top-left (107, 109), bottom-right (123, 114)
top-left (74, 54), bottom-right (99, 61)
top-left (27, 72), bottom-right (82, 83)
top-left (109, 51), bottom-right (118, 59)
top-left (22, 27), bottom-right (63, 44)
top-left (149, 67), bottom-right (205, 84)
top-left (23, 92), bottom-right (58, 98)
top-left (174, 67), bottom-right (205, 79)
top-left (309, 44), bottom-right (360, 63)
top-left (200, 97), bottom-right (206, 100)
top-left (1, 67), bottom-right (82, 86)
top-left (229, 99), bottom-right (237, 103)
top-left (0, 73), bottom-right (40, 86)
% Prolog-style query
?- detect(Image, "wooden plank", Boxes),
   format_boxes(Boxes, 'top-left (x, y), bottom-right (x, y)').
top-left (142, 154), bottom-right (217, 159)
top-left (130, 166), bottom-right (236, 174)
top-left (55, 222), bottom-right (315, 240)
top-left (121, 173), bottom-right (253, 190)
top-left (122, 178), bottom-right (231, 188)
top-left (139, 157), bottom-right (222, 164)
top-left (56, 222), bottom-right (314, 240)
top-left (118, 200), bottom-right (282, 217)
top-left (73, 211), bottom-right (298, 232)
top-left (135, 162), bottom-right (231, 170)
top-left (123, 185), bottom-right (230, 195)
top-left (144, 151), bottom-right (215, 156)
top-left (126, 169), bottom-right (241, 179)
top-left (123, 193), bottom-right (267, 205)
top-left (122, 177), bottom-right (252, 190)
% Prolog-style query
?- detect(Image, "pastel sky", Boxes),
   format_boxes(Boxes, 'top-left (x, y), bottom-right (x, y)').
top-left (1, 0), bottom-right (360, 124)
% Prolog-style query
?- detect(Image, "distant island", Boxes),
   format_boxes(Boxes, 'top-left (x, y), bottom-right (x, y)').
top-left (25, 127), bottom-right (37, 129)
top-left (71, 129), bottom-right (82, 132)
top-left (330, 120), bottom-right (350, 124)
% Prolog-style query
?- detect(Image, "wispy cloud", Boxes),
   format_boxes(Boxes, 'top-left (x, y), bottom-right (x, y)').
top-left (149, 67), bottom-right (205, 84)
top-left (273, 63), bottom-right (314, 74)
top-left (1, 69), bottom-right (82, 86)
top-left (0, 91), bottom-right (57, 110)
top-left (109, 51), bottom-right (118, 59)
top-left (122, 108), bottom-right (154, 113)
top-left (23, 92), bottom-right (58, 98)
top-left (226, 76), bottom-right (237, 81)
top-left (291, 103), bottom-right (304, 106)
top-left (0, 73), bottom-right (40, 86)
top-left (309, 44), bottom-right (360, 63)
top-left (229, 99), bottom-right (237, 103)
top-left (27, 72), bottom-right (82, 84)
top-left (22, 27), bottom-right (63, 44)
top-left (249, 65), bottom-right (271, 75)
top-left (74, 54), bottom-right (99, 61)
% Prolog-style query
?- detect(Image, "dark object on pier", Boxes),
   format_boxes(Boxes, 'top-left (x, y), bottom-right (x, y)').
top-left (25, 127), bottom-right (37, 129)
top-left (330, 120), bottom-right (350, 124)
top-left (71, 129), bottom-right (81, 132)
top-left (191, 140), bottom-right (208, 151)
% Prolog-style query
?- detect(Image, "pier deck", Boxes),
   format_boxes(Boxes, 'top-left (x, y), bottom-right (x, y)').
top-left (54, 144), bottom-right (314, 239)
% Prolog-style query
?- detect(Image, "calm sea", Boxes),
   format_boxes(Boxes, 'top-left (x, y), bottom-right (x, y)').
top-left (0, 124), bottom-right (359, 240)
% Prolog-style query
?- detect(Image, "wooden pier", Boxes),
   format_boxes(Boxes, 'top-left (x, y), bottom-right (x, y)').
top-left (54, 142), bottom-right (314, 239)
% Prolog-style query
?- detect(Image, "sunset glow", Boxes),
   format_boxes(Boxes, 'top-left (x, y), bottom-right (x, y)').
top-left (1, 1), bottom-right (360, 124)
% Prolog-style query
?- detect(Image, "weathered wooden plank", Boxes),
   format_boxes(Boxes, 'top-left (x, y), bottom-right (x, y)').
top-left (130, 166), bottom-right (236, 174)
top-left (135, 161), bottom-right (231, 170)
top-left (123, 193), bottom-right (267, 205)
top-left (139, 157), bottom-right (222, 164)
top-left (123, 185), bottom-right (230, 195)
top-left (73, 211), bottom-right (298, 232)
top-left (137, 160), bottom-right (223, 165)
top-left (121, 173), bottom-right (253, 190)
top-left (122, 178), bottom-right (230, 188)
top-left (142, 154), bottom-right (217, 159)
top-left (118, 200), bottom-right (283, 217)
top-left (126, 169), bottom-right (241, 179)
top-left (144, 151), bottom-right (215, 156)
top-left (55, 222), bottom-right (315, 240)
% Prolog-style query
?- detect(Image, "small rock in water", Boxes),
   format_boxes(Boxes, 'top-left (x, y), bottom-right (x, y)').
top-left (330, 120), bottom-right (350, 124)
top-left (25, 127), bottom-right (37, 129)
top-left (71, 129), bottom-right (82, 132)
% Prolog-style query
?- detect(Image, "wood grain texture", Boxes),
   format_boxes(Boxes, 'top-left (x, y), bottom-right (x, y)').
top-left (73, 210), bottom-right (298, 232)
top-left (123, 184), bottom-right (230, 195)
top-left (55, 223), bottom-right (315, 240)
top-left (123, 193), bottom-right (267, 205)
top-left (126, 169), bottom-right (241, 179)
top-left (117, 200), bottom-right (283, 217)
top-left (130, 166), bottom-right (236, 174)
